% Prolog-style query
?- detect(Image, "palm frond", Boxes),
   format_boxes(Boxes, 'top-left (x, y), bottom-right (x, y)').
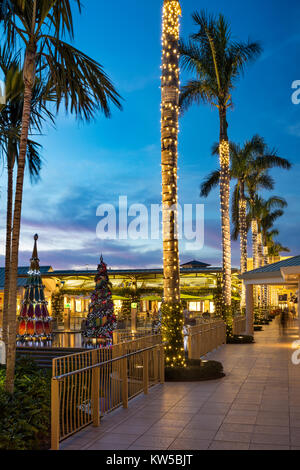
top-left (41, 36), bottom-right (122, 120)
top-left (200, 169), bottom-right (220, 197)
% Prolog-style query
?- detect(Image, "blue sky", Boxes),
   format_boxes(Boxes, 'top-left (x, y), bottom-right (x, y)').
top-left (0, 0), bottom-right (299, 270)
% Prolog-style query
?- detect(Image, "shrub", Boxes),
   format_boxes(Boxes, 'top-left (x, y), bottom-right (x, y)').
top-left (165, 359), bottom-right (224, 382)
top-left (0, 358), bottom-right (51, 450)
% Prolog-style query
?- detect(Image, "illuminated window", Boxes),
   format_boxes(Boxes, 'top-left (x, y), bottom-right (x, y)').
top-left (75, 300), bottom-right (82, 313)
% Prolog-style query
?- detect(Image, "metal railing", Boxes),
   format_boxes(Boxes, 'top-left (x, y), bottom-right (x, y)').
top-left (185, 319), bottom-right (226, 360)
top-left (51, 336), bottom-right (163, 450)
top-left (233, 315), bottom-right (246, 335)
top-left (113, 328), bottom-right (155, 344)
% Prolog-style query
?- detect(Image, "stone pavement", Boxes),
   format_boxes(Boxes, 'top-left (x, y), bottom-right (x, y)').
top-left (61, 318), bottom-right (300, 450)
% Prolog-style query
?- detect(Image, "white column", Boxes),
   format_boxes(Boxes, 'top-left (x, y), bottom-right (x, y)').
top-left (245, 284), bottom-right (254, 336)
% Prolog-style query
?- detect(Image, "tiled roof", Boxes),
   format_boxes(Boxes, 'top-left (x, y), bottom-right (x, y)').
top-left (0, 266), bottom-right (52, 289)
top-left (180, 260), bottom-right (211, 268)
top-left (241, 255), bottom-right (300, 279)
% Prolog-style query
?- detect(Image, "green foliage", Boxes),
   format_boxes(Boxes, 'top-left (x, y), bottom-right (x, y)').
top-left (161, 302), bottom-right (185, 368)
top-left (165, 360), bottom-right (224, 382)
top-left (51, 289), bottom-right (64, 322)
top-left (0, 358), bottom-right (51, 450)
top-left (254, 306), bottom-right (266, 324)
top-left (119, 298), bottom-right (131, 321)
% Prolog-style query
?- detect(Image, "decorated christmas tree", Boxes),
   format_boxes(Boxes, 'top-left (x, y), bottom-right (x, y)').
top-left (83, 255), bottom-right (117, 340)
top-left (18, 234), bottom-right (52, 340)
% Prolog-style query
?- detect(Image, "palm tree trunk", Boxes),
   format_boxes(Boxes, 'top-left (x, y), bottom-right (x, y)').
top-left (251, 219), bottom-right (259, 269)
top-left (219, 107), bottom-right (232, 308)
top-left (251, 219), bottom-right (259, 307)
top-left (257, 232), bottom-right (263, 267)
top-left (2, 150), bottom-right (14, 348)
top-left (257, 232), bottom-right (263, 307)
top-left (262, 245), bottom-right (269, 313)
top-left (160, 0), bottom-right (184, 367)
top-left (5, 45), bottom-right (36, 393)
top-left (239, 183), bottom-right (247, 308)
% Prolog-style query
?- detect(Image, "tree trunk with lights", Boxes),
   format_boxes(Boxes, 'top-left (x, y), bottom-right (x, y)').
top-left (251, 219), bottom-right (259, 308)
top-left (218, 106), bottom-right (232, 336)
top-left (218, 108), bottom-right (232, 308)
top-left (239, 183), bottom-right (247, 308)
top-left (160, 0), bottom-right (184, 368)
top-left (251, 219), bottom-right (259, 270)
top-left (257, 232), bottom-right (263, 307)
top-left (262, 245), bottom-right (269, 312)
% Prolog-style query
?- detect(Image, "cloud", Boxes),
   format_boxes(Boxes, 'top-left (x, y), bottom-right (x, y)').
top-left (287, 122), bottom-right (300, 137)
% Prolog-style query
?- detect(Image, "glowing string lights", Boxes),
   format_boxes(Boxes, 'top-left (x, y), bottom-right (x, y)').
top-left (160, 0), bottom-right (185, 368)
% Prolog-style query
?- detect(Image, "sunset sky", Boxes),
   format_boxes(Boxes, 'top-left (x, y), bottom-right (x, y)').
top-left (1, 0), bottom-right (299, 271)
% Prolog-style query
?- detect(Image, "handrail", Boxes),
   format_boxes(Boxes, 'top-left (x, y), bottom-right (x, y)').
top-left (51, 337), bottom-right (165, 449)
top-left (52, 343), bottom-right (164, 381)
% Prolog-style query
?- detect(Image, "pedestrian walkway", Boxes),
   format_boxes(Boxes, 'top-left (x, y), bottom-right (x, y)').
top-left (61, 318), bottom-right (300, 450)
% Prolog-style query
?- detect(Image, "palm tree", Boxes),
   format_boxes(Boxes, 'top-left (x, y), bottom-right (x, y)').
top-left (160, 0), bottom-right (185, 368)
top-left (266, 232), bottom-right (290, 263)
top-left (1, 0), bottom-right (122, 393)
top-left (180, 11), bottom-right (262, 310)
top-left (201, 136), bottom-right (291, 276)
top-left (260, 208), bottom-right (286, 309)
top-left (248, 195), bottom-right (287, 269)
top-left (0, 46), bottom-right (53, 348)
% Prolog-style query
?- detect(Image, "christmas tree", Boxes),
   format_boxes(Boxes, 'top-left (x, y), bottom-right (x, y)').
top-left (83, 255), bottom-right (117, 340)
top-left (18, 234), bottom-right (52, 340)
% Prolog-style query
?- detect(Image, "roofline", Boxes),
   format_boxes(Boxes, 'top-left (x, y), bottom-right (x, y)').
top-left (240, 255), bottom-right (300, 280)
top-left (30, 266), bottom-right (239, 278)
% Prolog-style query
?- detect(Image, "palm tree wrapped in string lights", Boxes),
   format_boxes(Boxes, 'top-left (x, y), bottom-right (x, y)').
top-left (160, 0), bottom-right (185, 368)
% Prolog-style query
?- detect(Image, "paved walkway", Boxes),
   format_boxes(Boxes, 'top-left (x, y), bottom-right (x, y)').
top-left (61, 318), bottom-right (300, 450)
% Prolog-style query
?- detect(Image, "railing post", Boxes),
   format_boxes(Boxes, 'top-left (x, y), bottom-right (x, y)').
top-left (143, 350), bottom-right (149, 394)
top-left (122, 357), bottom-right (128, 408)
top-left (51, 378), bottom-right (60, 451)
top-left (159, 345), bottom-right (165, 384)
top-left (92, 366), bottom-right (100, 427)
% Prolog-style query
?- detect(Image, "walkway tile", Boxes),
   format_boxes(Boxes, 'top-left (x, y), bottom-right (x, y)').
top-left (209, 441), bottom-right (250, 450)
top-left (60, 319), bottom-right (300, 451)
top-left (214, 431), bottom-right (252, 443)
top-left (169, 438), bottom-right (211, 450)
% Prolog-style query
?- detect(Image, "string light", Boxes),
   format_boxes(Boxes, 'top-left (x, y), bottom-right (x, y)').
top-left (160, 0), bottom-right (185, 368)
top-left (218, 140), bottom-right (232, 306)
top-left (239, 198), bottom-right (247, 308)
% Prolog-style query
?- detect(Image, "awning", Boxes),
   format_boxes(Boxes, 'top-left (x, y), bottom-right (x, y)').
top-left (181, 294), bottom-right (213, 301)
top-left (141, 295), bottom-right (162, 301)
top-left (112, 295), bottom-right (129, 301)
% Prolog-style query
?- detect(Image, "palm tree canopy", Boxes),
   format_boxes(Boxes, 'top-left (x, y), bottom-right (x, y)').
top-left (0, 0), bottom-right (122, 120)
top-left (199, 135), bottom-right (291, 242)
top-left (0, 44), bottom-right (53, 179)
top-left (179, 10), bottom-right (262, 113)
top-left (200, 135), bottom-right (291, 200)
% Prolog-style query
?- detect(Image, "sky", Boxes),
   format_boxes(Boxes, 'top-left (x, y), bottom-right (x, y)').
top-left (0, 0), bottom-right (299, 271)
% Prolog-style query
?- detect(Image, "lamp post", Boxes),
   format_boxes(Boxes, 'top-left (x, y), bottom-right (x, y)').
top-left (160, 0), bottom-right (185, 367)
